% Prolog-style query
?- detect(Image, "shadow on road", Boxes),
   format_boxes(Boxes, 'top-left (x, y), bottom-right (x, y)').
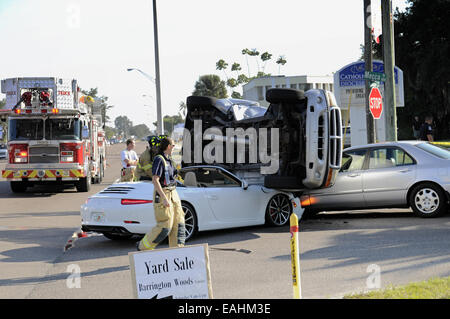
top-left (272, 211), bottom-right (450, 278)
top-left (0, 181), bottom-right (79, 199)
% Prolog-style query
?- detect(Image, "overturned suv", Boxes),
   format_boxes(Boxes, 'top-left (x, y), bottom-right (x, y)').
top-left (182, 88), bottom-right (342, 191)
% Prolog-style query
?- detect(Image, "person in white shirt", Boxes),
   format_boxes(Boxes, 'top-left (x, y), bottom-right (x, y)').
top-left (120, 139), bottom-right (139, 182)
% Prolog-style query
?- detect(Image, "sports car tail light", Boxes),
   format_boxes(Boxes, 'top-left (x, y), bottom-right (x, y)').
top-left (121, 199), bottom-right (153, 205)
top-left (9, 144), bottom-right (28, 164)
top-left (124, 220), bottom-right (141, 224)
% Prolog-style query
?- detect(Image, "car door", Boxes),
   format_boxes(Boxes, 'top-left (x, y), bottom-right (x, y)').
top-left (362, 147), bottom-right (417, 207)
top-left (196, 167), bottom-right (260, 224)
top-left (308, 149), bottom-right (367, 209)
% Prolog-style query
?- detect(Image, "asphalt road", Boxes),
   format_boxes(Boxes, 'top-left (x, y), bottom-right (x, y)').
top-left (0, 141), bottom-right (449, 299)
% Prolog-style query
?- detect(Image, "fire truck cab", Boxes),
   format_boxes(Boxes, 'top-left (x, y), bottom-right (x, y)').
top-left (0, 77), bottom-right (106, 193)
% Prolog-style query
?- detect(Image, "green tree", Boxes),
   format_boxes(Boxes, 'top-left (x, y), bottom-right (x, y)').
top-left (260, 51), bottom-right (273, 73)
top-left (215, 48), bottom-right (285, 99)
top-left (216, 59), bottom-right (229, 81)
top-left (164, 114), bottom-right (184, 135)
top-left (114, 115), bottom-right (133, 137)
top-left (373, 0), bottom-right (450, 139)
top-left (104, 126), bottom-right (117, 140)
top-left (242, 48), bottom-right (252, 77)
top-left (192, 74), bottom-right (228, 98)
top-left (130, 124), bottom-right (151, 138)
top-left (276, 55), bottom-right (287, 75)
top-left (178, 101), bottom-right (187, 117)
top-left (81, 87), bottom-right (114, 125)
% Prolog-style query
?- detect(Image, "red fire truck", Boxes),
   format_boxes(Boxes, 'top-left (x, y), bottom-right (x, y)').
top-left (0, 77), bottom-right (106, 192)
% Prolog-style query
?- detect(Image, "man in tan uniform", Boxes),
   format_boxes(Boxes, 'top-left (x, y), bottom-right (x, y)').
top-left (120, 139), bottom-right (138, 182)
top-left (137, 137), bottom-right (185, 250)
top-left (135, 135), bottom-right (166, 181)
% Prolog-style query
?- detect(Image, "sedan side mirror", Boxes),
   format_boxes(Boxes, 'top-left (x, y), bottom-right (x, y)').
top-left (242, 180), bottom-right (248, 190)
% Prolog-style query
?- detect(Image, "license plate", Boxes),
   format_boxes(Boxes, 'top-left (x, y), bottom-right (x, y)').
top-left (92, 212), bottom-right (105, 223)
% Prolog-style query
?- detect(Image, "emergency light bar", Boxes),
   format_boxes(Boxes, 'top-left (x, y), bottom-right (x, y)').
top-left (14, 108), bottom-right (60, 114)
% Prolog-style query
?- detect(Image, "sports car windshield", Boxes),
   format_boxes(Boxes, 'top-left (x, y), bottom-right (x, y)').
top-left (416, 143), bottom-right (450, 160)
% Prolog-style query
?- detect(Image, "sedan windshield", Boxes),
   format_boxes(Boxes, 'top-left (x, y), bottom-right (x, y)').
top-left (415, 143), bottom-right (450, 160)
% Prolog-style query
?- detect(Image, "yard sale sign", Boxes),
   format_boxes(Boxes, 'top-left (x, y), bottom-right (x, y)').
top-left (129, 244), bottom-right (213, 299)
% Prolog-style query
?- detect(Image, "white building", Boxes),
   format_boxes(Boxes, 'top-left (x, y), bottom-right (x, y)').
top-left (242, 75), bottom-right (334, 107)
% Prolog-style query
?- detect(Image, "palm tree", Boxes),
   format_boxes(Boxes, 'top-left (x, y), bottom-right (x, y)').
top-left (260, 51), bottom-right (272, 74)
top-left (178, 101), bottom-right (187, 117)
top-left (249, 48), bottom-right (261, 73)
top-left (242, 48), bottom-right (252, 77)
top-left (276, 55), bottom-right (287, 75)
top-left (216, 59), bottom-right (229, 80)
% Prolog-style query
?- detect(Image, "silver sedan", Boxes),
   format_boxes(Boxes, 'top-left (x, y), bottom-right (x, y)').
top-left (301, 141), bottom-right (450, 218)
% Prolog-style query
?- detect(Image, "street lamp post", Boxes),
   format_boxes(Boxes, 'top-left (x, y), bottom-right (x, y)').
top-left (152, 0), bottom-right (163, 136)
top-left (127, 67), bottom-right (163, 135)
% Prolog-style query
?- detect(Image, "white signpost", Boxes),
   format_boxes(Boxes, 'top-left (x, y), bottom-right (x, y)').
top-left (129, 244), bottom-right (213, 299)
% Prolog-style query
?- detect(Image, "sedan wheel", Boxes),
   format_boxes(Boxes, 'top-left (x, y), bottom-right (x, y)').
top-left (410, 183), bottom-right (447, 218)
top-left (182, 202), bottom-right (197, 241)
top-left (266, 194), bottom-right (292, 226)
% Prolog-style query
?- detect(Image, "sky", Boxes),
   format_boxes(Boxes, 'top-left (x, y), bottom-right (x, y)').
top-left (0, 0), bottom-right (409, 130)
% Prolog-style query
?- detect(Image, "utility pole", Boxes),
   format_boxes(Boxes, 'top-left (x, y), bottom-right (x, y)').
top-left (381, 0), bottom-right (397, 141)
top-left (153, 0), bottom-right (163, 135)
top-left (364, 0), bottom-right (375, 144)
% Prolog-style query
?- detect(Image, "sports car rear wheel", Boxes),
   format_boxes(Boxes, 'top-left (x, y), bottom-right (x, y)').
top-left (182, 202), bottom-right (197, 241)
top-left (265, 194), bottom-right (292, 226)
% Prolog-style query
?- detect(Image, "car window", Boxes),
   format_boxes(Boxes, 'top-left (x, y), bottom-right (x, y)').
top-left (180, 168), bottom-right (240, 187)
top-left (416, 143), bottom-right (450, 160)
top-left (368, 148), bottom-right (413, 169)
top-left (392, 148), bottom-right (415, 166)
top-left (340, 149), bottom-right (367, 172)
top-left (197, 169), bottom-right (240, 187)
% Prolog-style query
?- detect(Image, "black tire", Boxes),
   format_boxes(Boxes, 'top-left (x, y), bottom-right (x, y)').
top-left (264, 175), bottom-right (303, 189)
top-left (186, 96), bottom-right (217, 109)
top-left (182, 202), bottom-right (197, 241)
top-left (103, 233), bottom-right (133, 240)
top-left (76, 172), bottom-right (91, 192)
top-left (265, 194), bottom-right (292, 226)
top-left (409, 182), bottom-right (447, 218)
top-left (266, 88), bottom-right (305, 104)
top-left (10, 181), bottom-right (27, 193)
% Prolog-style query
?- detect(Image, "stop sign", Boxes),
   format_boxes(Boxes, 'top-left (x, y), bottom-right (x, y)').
top-left (369, 87), bottom-right (383, 119)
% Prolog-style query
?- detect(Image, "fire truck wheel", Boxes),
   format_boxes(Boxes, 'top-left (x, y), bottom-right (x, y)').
top-left (10, 181), bottom-right (27, 193)
top-left (76, 173), bottom-right (91, 192)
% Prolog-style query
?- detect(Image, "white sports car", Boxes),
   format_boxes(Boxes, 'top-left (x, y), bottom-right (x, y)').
top-left (81, 165), bottom-right (303, 241)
